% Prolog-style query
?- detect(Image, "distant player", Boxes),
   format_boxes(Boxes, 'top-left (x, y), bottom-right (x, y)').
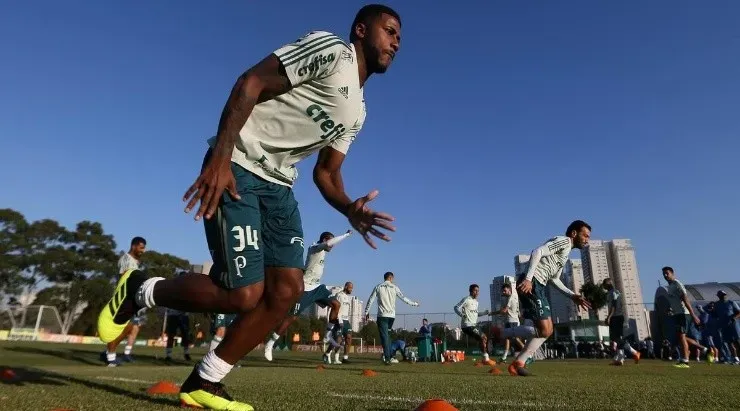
top-left (164, 304), bottom-right (193, 363)
top-left (263, 230), bottom-right (352, 362)
top-left (364, 272), bottom-right (420, 365)
top-left (662, 266), bottom-right (706, 368)
top-left (491, 282), bottom-right (524, 363)
top-left (492, 220), bottom-right (592, 376)
top-left (334, 282), bottom-right (355, 363)
top-left (99, 236), bottom-right (146, 366)
top-left (453, 284), bottom-right (493, 365)
top-left (96, 5), bottom-right (402, 408)
top-left (714, 290), bottom-right (740, 364)
top-left (602, 278), bottom-right (640, 365)
top-left (209, 313), bottom-right (235, 352)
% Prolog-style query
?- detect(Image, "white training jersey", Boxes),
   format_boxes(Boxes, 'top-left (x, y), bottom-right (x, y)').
top-left (336, 291), bottom-right (352, 321)
top-left (503, 292), bottom-right (520, 323)
top-left (118, 253), bottom-right (140, 275)
top-left (666, 279), bottom-right (689, 315)
top-left (454, 296), bottom-right (483, 328)
top-left (524, 236), bottom-right (573, 286)
top-left (302, 232), bottom-right (351, 291)
top-left (210, 31), bottom-right (366, 187)
top-left (608, 289), bottom-right (625, 317)
top-left (365, 281), bottom-right (418, 319)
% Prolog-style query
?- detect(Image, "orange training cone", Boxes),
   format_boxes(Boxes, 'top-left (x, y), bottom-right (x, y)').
top-left (414, 399), bottom-right (459, 411)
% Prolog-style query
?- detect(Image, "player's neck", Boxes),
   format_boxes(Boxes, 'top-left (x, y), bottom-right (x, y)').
top-left (353, 41), bottom-right (371, 87)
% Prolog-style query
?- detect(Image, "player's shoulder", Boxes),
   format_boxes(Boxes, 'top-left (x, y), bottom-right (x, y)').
top-left (287, 30), bottom-right (352, 58)
top-left (545, 236), bottom-right (571, 250)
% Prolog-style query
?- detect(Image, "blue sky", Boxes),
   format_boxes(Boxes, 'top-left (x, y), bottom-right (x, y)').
top-left (1, 1), bottom-right (738, 320)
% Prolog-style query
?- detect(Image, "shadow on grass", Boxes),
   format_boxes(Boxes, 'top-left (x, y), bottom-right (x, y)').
top-left (3, 345), bottom-right (192, 367)
top-left (0, 365), bottom-right (177, 407)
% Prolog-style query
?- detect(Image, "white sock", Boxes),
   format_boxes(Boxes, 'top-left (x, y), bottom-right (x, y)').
top-left (623, 342), bottom-right (636, 355)
top-left (136, 277), bottom-right (164, 308)
top-left (503, 326), bottom-right (536, 339)
top-left (516, 337), bottom-right (547, 364)
top-left (198, 351), bottom-right (234, 383)
top-left (106, 352), bottom-right (116, 362)
top-left (270, 332), bottom-right (280, 343)
top-left (124, 345), bottom-right (132, 355)
top-left (483, 353), bottom-right (490, 361)
top-left (209, 336), bottom-right (222, 352)
top-left (343, 355), bottom-right (349, 360)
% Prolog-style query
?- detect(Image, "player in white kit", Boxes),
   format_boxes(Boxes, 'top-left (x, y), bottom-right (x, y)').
top-left (454, 284), bottom-right (494, 364)
top-left (333, 282), bottom-right (355, 363)
top-left (492, 282), bottom-right (524, 362)
top-left (263, 230), bottom-right (352, 362)
top-left (491, 220), bottom-right (592, 376)
top-left (96, 5), bottom-right (402, 409)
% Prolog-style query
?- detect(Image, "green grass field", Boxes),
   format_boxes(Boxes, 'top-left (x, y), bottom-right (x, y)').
top-left (1, 341), bottom-right (739, 410)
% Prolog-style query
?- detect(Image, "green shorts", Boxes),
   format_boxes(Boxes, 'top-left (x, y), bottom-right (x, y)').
top-left (202, 149), bottom-right (305, 289)
top-left (342, 320), bottom-right (353, 335)
top-left (673, 314), bottom-right (691, 334)
top-left (517, 274), bottom-right (551, 321)
top-left (210, 313), bottom-right (236, 335)
top-left (291, 285), bottom-right (334, 316)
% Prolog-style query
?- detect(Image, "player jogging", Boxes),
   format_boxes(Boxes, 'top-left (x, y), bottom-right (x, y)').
top-left (96, 5), bottom-right (401, 410)
top-left (662, 266), bottom-right (707, 368)
top-left (99, 236), bottom-right (146, 366)
top-left (602, 278), bottom-right (640, 365)
top-left (491, 282), bottom-right (524, 363)
top-left (263, 230), bottom-right (352, 362)
top-left (453, 284), bottom-right (494, 365)
top-left (332, 281), bottom-right (355, 363)
top-left (492, 220), bottom-right (592, 376)
top-left (364, 272), bottom-right (420, 364)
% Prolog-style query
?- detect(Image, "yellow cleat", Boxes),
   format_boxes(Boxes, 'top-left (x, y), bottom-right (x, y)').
top-left (96, 269), bottom-right (147, 343)
top-left (179, 367), bottom-right (254, 410)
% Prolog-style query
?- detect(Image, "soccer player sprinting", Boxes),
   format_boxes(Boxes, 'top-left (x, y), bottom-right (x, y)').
top-left (96, 5), bottom-right (401, 409)
top-left (661, 266), bottom-right (706, 368)
top-left (454, 284), bottom-right (494, 365)
top-left (263, 230), bottom-right (352, 362)
top-left (492, 220), bottom-right (592, 376)
top-left (602, 278), bottom-right (641, 365)
top-left (364, 272), bottom-right (420, 364)
top-left (99, 236), bottom-right (147, 367)
top-left (333, 281), bottom-right (355, 363)
top-left (491, 282), bottom-right (524, 363)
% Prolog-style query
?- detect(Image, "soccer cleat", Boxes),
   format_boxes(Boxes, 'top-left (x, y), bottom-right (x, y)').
top-left (507, 360), bottom-right (530, 376)
top-left (390, 358), bottom-right (399, 364)
top-left (632, 351), bottom-right (641, 364)
top-left (333, 353), bottom-right (342, 364)
top-left (673, 362), bottom-right (690, 368)
top-left (179, 366), bottom-right (253, 410)
top-left (123, 354), bottom-right (134, 363)
top-left (97, 270), bottom-right (147, 343)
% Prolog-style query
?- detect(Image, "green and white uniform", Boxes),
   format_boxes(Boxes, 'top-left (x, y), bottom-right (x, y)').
top-left (518, 236), bottom-right (575, 321)
top-left (291, 232), bottom-right (351, 316)
top-left (204, 30), bottom-right (366, 290)
top-left (336, 290), bottom-right (353, 335)
top-left (666, 279), bottom-right (691, 333)
top-left (454, 296), bottom-right (486, 341)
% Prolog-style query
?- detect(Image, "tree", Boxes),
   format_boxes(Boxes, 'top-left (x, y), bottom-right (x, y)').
top-left (580, 281), bottom-right (608, 320)
top-left (357, 321), bottom-right (380, 345)
top-left (0, 209), bottom-right (30, 298)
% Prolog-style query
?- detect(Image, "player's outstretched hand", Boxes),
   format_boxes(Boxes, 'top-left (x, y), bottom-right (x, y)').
top-left (346, 190), bottom-right (395, 249)
top-left (183, 154), bottom-right (240, 221)
top-left (517, 279), bottom-right (533, 295)
top-left (571, 294), bottom-right (591, 310)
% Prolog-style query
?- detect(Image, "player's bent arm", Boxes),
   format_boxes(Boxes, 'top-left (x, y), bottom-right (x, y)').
top-left (314, 147), bottom-right (353, 217)
top-left (364, 287), bottom-right (378, 316)
top-left (453, 298), bottom-right (466, 317)
top-left (396, 286), bottom-right (418, 306)
top-left (315, 231), bottom-right (353, 251)
top-left (211, 54), bottom-right (293, 159)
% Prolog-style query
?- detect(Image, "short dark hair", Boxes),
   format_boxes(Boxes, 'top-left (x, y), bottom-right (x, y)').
top-left (384, 271), bottom-right (394, 280)
top-left (131, 236), bottom-right (146, 246)
top-left (565, 220), bottom-right (591, 237)
top-left (350, 4), bottom-right (401, 42)
top-left (469, 284), bottom-right (479, 293)
top-left (422, 318), bottom-right (428, 322)
top-left (501, 283), bottom-right (512, 290)
top-left (319, 231), bottom-right (334, 242)
top-left (662, 266), bottom-right (674, 273)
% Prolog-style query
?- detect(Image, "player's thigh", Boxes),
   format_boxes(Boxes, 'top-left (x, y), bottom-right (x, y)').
top-left (463, 327), bottom-right (483, 342)
top-left (257, 181), bottom-right (305, 270)
top-left (165, 316), bottom-right (179, 335)
top-left (342, 320), bottom-right (353, 336)
top-left (290, 286), bottom-right (331, 316)
top-left (203, 161), bottom-right (265, 290)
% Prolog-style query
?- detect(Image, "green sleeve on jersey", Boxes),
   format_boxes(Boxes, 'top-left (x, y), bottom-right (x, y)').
top-left (274, 31), bottom-right (350, 87)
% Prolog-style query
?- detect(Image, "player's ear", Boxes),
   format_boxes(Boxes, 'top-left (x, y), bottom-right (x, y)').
top-left (354, 22), bottom-right (368, 40)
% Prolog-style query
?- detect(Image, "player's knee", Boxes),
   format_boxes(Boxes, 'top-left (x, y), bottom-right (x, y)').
top-left (229, 286), bottom-right (262, 312)
top-left (267, 269), bottom-right (303, 310)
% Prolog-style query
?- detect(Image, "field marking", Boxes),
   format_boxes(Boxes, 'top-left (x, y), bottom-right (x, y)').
top-left (96, 376), bottom-right (157, 384)
top-left (328, 392), bottom-right (552, 408)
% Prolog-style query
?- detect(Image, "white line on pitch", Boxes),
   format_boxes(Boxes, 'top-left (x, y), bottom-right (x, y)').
top-left (96, 376), bottom-right (158, 384)
top-left (328, 392), bottom-right (550, 408)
